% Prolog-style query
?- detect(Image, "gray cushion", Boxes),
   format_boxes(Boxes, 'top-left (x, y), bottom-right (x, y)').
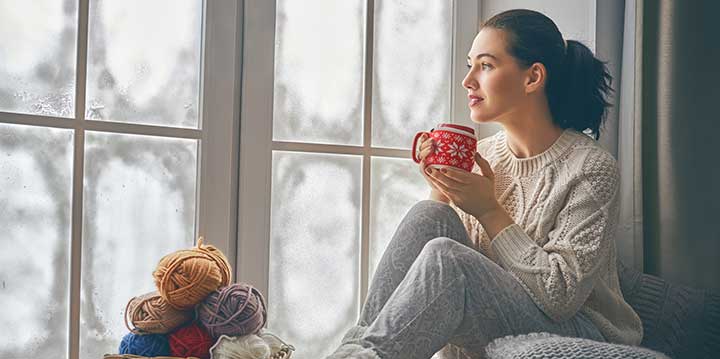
top-left (618, 261), bottom-right (720, 358)
top-left (485, 332), bottom-right (669, 359)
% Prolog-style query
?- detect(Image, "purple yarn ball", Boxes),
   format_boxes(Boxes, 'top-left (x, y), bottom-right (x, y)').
top-left (197, 283), bottom-right (267, 339)
top-left (119, 332), bottom-right (170, 357)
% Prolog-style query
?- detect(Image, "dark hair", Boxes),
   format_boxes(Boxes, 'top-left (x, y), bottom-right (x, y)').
top-left (481, 9), bottom-right (612, 140)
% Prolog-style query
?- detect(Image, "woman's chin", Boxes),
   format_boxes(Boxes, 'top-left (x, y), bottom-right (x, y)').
top-left (470, 114), bottom-right (494, 124)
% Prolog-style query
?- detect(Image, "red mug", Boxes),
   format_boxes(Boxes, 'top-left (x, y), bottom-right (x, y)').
top-left (412, 123), bottom-right (476, 172)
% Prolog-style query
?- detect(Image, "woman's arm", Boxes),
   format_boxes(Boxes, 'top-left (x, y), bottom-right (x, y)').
top-left (488, 150), bottom-right (620, 322)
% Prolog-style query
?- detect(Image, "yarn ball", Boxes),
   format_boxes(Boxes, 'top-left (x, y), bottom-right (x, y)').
top-left (118, 332), bottom-right (171, 357)
top-left (197, 283), bottom-right (267, 339)
top-left (153, 237), bottom-right (232, 310)
top-left (169, 322), bottom-right (213, 359)
top-left (209, 331), bottom-right (294, 359)
top-left (209, 334), bottom-right (270, 359)
top-left (124, 291), bottom-right (194, 334)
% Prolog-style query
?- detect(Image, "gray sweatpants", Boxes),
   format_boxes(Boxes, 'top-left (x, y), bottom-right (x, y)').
top-left (327, 200), bottom-right (605, 359)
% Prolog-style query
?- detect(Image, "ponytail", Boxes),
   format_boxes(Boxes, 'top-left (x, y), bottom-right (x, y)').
top-left (548, 40), bottom-right (613, 140)
top-left (482, 9), bottom-right (614, 140)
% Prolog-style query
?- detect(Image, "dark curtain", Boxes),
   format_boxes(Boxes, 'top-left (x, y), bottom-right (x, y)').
top-left (641, 0), bottom-right (720, 291)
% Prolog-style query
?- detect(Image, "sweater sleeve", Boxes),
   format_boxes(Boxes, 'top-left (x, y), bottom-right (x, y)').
top-left (490, 149), bottom-right (620, 322)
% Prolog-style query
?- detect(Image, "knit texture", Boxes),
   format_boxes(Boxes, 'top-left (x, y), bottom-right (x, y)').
top-left (617, 261), bottom-right (720, 358)
top-left (484, 332), bottom-right (669, 359)
top-left (448, 129), bottom-right (642, 346)
top-left (325, 343), bottom-right (381, 359)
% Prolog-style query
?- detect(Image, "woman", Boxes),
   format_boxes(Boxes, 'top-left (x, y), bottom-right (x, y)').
top-left (327, 9), bottom-right (642, 359)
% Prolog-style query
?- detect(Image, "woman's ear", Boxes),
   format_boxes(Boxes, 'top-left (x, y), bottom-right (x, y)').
top-left (524, 62), bottom-right (547, 94)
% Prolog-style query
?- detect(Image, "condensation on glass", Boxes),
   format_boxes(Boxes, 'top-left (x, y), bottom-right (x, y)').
top-left (369, 157), bottom-right (429, 282)
top-left (85, 0), bottom-right (202, 128)
top-left (0, 0), bottom-right (78, 117)
top-left (268, 151), bottom-right (362, 359)
top-left (272, 0), bottom-right (365, 146)
top-left (0, 123), bottom-right (73, 359)
top-left (79, 131), bottom-right (197, 358)
top-left (372, 0), bottom-right (452, 149)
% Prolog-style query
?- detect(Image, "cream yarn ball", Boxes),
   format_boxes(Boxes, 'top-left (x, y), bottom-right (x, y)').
top-left (209, 330), bottom-right (293, 359)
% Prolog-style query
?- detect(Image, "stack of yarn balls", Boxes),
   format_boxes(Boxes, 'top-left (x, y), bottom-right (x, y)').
top-left (111, 237), bottom-right (284, 359)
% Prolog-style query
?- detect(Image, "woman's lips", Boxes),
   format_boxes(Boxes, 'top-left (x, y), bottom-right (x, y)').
top-left (469, 98), bottom-right (483, 107)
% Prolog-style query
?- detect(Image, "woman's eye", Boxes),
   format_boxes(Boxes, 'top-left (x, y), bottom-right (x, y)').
top-left (466, 63), bottom-right (492, 70)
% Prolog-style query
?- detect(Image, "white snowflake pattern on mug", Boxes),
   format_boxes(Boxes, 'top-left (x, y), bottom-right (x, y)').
top-left (447, 142), bottom-right (467, 159)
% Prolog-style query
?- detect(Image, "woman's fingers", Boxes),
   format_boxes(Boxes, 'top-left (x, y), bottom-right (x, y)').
top-left (474, 152), bottom-right (494, 180)
top-left (437, 167), bottom-right (472, 184)
top-left (417, 138), bottom-right (435, 161)
top-left (426, 167), bottom-right (465, 191)
top-left (418, 146), bottom-right (432, 161)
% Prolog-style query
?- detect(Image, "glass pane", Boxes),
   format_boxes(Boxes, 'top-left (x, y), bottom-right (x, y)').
top-left (372, 0), bottom-right (452, 149)
top-left (268, 151), bottom-right (362, 359)
top-left (0, 123), bottom-right (73, 359)
top-left (273, 0), bottom-right (365, 145)
top-left (369, 157), bottom-right (429, 282)
top-left (85, 0), bottom-right (202, 128)
top-left (0, 0), bottom-right (78, 117)
top-left (80, 132), bottom-right (197, 358)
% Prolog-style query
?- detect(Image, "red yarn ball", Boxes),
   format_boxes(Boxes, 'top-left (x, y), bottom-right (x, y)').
top-left (168, 322), bottom-right (213, 359)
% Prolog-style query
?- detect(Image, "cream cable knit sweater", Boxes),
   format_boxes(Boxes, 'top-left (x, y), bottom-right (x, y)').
top-left (448, 128), bottom-right (643, 346)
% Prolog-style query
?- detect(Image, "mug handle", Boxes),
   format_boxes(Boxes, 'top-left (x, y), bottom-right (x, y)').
top-left (412, 131), bottom-right (432, 163)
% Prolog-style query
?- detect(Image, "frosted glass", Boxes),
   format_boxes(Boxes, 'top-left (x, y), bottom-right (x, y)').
top-left (369, 157), bottom-right (429, 282)
top-left (85, 0), bottom-right (202, 127)
top-left (0, 0), bottom-right (77, 117)
top-left (372, 0), bottom-right (452, 149)
top-left (0, 123), bottom-right (73, 359)
top-left (268, 151), bottom-right (362, 359)
top-left (273, 0), bottom-right (365, 145)
top-left (80, 132), bottom-right (197, 358)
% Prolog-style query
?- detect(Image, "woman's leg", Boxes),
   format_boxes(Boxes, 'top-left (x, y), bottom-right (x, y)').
top-left (358, 200), bottom-right (473, 328)
top-left (328, 201), bottom-right (603, 359)
top-left (357, 237), bottom-right (603, 359)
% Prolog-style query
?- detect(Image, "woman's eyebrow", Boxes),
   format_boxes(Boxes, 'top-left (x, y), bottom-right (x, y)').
top-left (467, 53), bottom-right (498, 61)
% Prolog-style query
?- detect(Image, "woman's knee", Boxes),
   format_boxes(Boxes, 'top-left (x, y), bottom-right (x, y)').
top-left (420, 237), bottom-right (465, 259)
top-left (419, 237), bottom-right (493, 271)
top-left (406, 200), bottom-right (463, 226)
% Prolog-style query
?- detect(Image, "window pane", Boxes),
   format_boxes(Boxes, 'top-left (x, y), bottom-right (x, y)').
top-left (273, 0), bottom-right (365, 145)
top-left (0, 123), bottom-right (73, 359)
top-left (80, 132), bottom-right (197, 358)
top-left (0, 0), bottom-right (77, 117)
top-left (369, 157), bottom-right (429, 282)
top-left (372, 0), bottom-right (452, 149)
top-left (85, 0), bottom-right (202, 128)
top-left (268, 151), bottom-right (362, 359)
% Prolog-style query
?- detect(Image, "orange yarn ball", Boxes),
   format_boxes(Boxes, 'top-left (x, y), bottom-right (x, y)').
top-left (124, 291), bottom-right (194, 334)
top-left (153, 237), bottom-right (232, 310)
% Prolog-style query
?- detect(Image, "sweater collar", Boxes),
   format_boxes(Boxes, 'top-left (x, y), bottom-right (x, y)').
top-left (494, 128), bottom-right (580, 177)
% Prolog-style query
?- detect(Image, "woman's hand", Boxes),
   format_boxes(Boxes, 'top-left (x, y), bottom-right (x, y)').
top-left (425, 152), bottom-right (501, 219)
top-left (416, 133), bottom-right (451, 203)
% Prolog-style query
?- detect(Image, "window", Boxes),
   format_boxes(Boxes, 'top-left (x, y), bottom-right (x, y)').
top-left (238, 1), bottom-right (478, 357)
top-left (238, 1), bottom-right (605, 358)
top-left (0, 1), bottom-right (241, 358)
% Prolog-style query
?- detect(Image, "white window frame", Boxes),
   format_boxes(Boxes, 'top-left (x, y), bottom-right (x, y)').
top-left (0, 1), bottom-right (241, 358)
top-left (237, 0), bottom-right (481, 313)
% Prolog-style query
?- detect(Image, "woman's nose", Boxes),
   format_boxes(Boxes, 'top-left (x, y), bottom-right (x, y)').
top-left (462, 72), bottom-right (476, 90)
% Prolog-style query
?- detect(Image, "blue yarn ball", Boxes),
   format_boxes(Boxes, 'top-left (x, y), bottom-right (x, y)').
top-left (119, 332), bottom-right (171, 356)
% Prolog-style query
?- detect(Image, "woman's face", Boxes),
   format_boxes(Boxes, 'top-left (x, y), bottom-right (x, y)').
top-left (463, 28), bottom-right (530, 124)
